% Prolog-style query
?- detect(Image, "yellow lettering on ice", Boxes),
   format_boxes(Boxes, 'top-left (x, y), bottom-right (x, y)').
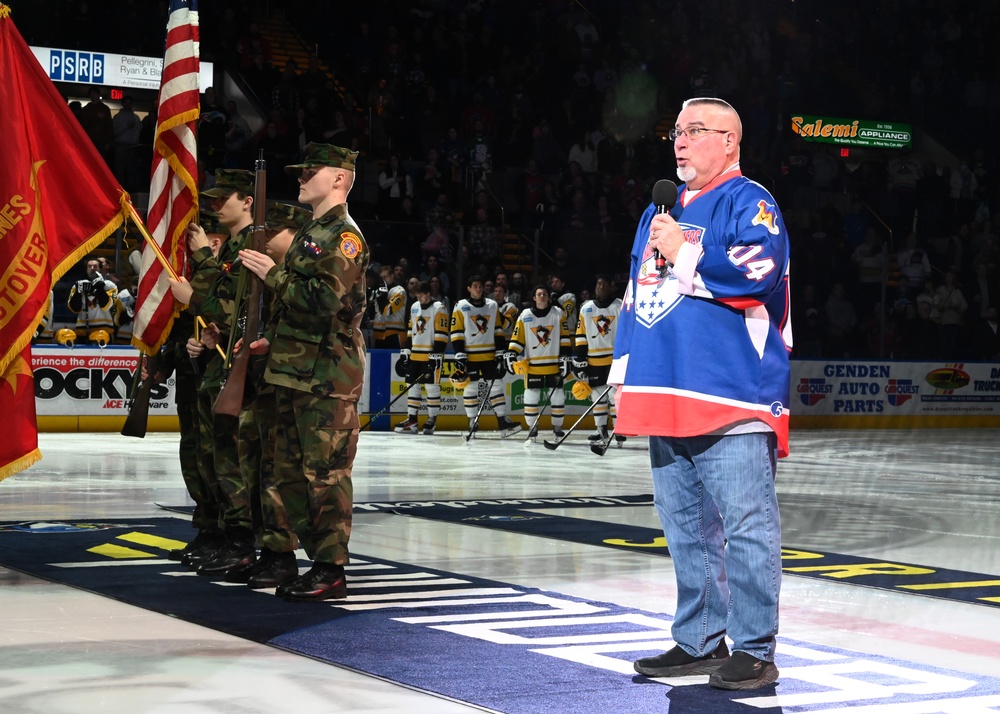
top-left (87, 543), bottom-right (156, 559)
top-left (116, 531), bottom-right (187, 551)
top-left (783, 563), bottom-right (935, 579)
top-left (604, 536), bottom-right (668, 548)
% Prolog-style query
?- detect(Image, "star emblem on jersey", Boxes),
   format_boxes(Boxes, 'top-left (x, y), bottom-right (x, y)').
top-left (531, 325), bottom-right (552, 347)
top-left (634, 252), bottom-right (683, 329)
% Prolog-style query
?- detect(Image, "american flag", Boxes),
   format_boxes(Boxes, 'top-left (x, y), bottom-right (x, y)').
top-left (131, 0), bottom-right (200, 354)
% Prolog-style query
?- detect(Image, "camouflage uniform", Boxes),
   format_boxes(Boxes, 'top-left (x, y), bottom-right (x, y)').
top-left (187, 169), bottom-right (255, 537)
top-left (263, 147), bottom-right (368, 567)
top-left (159, 311), bottom-right (218, 533)
top-left (240, 203), bottom-right (312, 555)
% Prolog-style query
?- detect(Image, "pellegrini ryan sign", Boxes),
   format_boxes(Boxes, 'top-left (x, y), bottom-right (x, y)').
top-left (791, 114), bottom-right (912, 149)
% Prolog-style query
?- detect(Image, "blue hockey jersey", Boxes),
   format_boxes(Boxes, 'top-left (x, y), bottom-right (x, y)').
top-left (610, 169), bottom-right (793, 456)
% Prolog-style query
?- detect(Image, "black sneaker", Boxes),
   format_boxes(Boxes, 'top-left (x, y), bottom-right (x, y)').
top-left (634, 641), bottom-right (730, 677)
top-left (168, 531), bottom-right (211, 561)
top-left (247, 550), bottom-right (299, 589)
top-left (196, 539), bottom-right (256, 577)
top-left (280, 563), bottom-right (347, 602)
top-left (181, 533), bottom-right (226, 568)
top-left (708, 651), bottom-right (778, 690)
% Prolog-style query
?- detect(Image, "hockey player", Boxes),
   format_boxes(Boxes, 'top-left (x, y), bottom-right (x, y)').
top-left (373, 263), bottom-right (408, 348)
top-left (573, 274), bottom-right (624, 444)
top-left (451, 274), bottom-right (522, 437)
top-left (506, 285), bottom-right (572, 441)
top-left (549, 272), bottom-right (577, 340)
top-left (394, 281), bottom-right (450, 435)
top-left (67, 257), bottom-right (120, 344)
top-left (494, 283), bottom-right (519, 343)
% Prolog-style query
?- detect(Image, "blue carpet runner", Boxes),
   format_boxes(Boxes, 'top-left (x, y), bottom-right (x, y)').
top-left (2, 517), bottom-right (999, 713)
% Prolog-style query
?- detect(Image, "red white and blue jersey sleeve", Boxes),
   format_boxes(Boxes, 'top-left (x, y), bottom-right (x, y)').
top-left (610, 174), bottom-right (793, 456)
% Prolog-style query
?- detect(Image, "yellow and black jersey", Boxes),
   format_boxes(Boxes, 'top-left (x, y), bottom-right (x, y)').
top-left (374, 283), bottom-right (408, 343)
top-left (451, 297), bottom-right (502, 363)
top-left (497, 300), bottom-right (519, 342)
top-left (574, 298), bottom-right (622, 367)
top-left (406, 300), bottom-right (449, 361)
top-left (552, 291), bottom-right (577, 337)
top-left (508, 305), bottom-right (570, 375)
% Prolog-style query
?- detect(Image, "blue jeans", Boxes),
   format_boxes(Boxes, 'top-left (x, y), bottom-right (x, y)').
top-left (649, 432), bottom-right (781, 662)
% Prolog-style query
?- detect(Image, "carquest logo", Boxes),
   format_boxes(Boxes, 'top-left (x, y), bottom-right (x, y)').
top-left (48, 50), bottom-right (105, 83)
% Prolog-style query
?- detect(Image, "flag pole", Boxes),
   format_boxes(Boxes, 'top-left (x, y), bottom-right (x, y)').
top-left (124, 199), bottom-right (224, 358)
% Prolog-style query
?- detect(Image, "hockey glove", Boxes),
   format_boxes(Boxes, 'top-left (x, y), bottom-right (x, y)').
top-left (559, 356), bottom-right (572, 379)
top-left (394, 349), bottom-right (410, 377)
top-left (572, 357), bottom-right (589, 381)
top-left (454, 352), bottom-right (469, 374)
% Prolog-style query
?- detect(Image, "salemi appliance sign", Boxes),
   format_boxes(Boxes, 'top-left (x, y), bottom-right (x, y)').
top-left (791, 114), bottom-right (912, 149)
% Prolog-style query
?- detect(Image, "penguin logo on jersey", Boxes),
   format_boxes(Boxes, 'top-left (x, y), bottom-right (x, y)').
top-left (473, 315), bottom-right (491, 334)
top-left (415, 316), bottom-right (428, 334)
top-left (593, 314), bottom-right (615, 336)
top-left (531, 325), bottom-right (552, 347)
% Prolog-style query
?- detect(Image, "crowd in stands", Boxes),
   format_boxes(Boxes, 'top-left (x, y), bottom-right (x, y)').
top-left (19, 0), bottom-right (1000, 361)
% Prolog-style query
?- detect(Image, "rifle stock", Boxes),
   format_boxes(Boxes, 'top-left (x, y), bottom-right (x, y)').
top-left (121, 353), bottom-right (160, 438)
top-left (214, 151), bottom-right (267, 416)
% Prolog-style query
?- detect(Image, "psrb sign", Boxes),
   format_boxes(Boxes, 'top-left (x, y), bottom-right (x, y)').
top-left (48, 50), bottom-right (105, 83)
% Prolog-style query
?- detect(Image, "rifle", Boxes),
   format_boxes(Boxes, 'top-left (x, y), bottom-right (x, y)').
top-left (214, 150), bottom-right (267, 416)
top-left (121, 352), bottom-right (161, 438)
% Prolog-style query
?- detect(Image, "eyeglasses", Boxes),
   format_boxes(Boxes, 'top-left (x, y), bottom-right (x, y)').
top-left (668, 126), bottom-right (728, 141)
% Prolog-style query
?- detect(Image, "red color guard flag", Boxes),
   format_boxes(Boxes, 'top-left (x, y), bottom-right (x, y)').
top-left (131, 0), bottom-right (200, 355)
top-left (0, 4), bottom-right (128, 482)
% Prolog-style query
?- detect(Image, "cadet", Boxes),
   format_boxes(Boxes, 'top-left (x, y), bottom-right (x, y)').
top-left (238, 203), bottom-right (312, 589)
top-left (160, 212), bottom-right (224, 562)
top-left (239, 143), bottom-right (368, 602)
top-left (169, 169), bottom-right (256, 576)
top-left (394, 280), bottom-right (450, 435)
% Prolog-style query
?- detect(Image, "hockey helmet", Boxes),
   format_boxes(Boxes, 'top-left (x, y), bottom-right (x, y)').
top-left (89, 329), bottom-right (112, 348)
top-left (571, 379), bottom-right (593, 400)
top-left (55, 328), bottom-right (77, 349)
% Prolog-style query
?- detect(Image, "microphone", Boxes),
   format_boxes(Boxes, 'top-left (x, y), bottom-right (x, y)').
top-left (651, 179), bottom-right (678, 271)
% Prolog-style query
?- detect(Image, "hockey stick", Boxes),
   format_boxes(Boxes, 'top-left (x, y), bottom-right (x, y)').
top-left (464, 377), bottom-right (497, 442)
top-left (543, 385), bottom-right (613, 450)
top-left (523, 387), bottom-right (555, 445)
top-left (361, 366), bottom-right (433, 431)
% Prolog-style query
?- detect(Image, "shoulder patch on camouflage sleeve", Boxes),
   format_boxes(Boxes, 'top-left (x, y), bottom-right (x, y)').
top-left (339, 232), bottom-right (362, 259)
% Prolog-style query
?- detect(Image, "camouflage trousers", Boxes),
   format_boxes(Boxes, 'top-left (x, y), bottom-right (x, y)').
top-left (243, 386), bottom-right (298, 553)
top-left (271, 386), bottom-right (358, 566)
top-left (177, 389), bottom-right (215, 532)
top-left (196, 385), bottom-right (250, 533)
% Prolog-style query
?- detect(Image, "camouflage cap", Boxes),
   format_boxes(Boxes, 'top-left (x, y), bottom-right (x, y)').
top-left (284, 142), bottom-right (358, 176)
top-left (200, 169), bottom-right (254, 198)
top-left (199, 210), bottom-right (224, 235)
top-left (266, 202), bottom-right (311, 230)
